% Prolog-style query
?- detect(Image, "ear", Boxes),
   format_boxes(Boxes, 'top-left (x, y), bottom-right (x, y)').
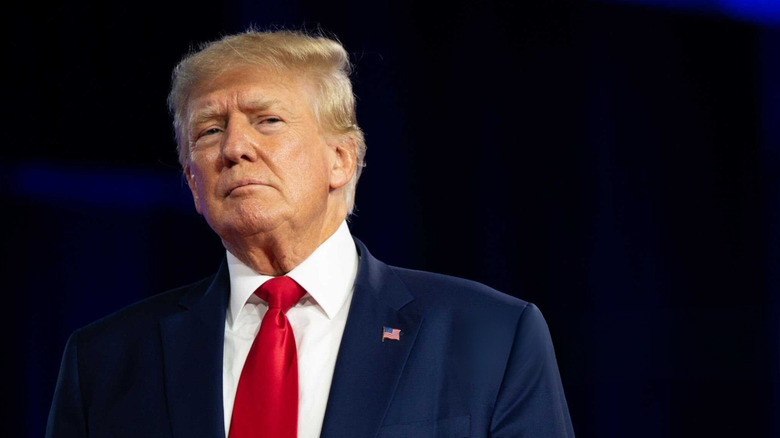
top-left (184, 165), bottom-right (203, 215)
top-left (327, 135), bottom-right (358, 190)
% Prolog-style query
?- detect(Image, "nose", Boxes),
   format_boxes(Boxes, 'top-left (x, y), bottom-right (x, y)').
top-left (221, 116), bottom-right (259, 167)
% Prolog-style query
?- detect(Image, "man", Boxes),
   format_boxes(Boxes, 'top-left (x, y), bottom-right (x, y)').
top-left (47, 30), bottom-right (574, 437)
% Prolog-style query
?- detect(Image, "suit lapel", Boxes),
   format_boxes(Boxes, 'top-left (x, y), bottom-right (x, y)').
top-left (159, 261), bottom-right (230, 438)
top-left (320, 239), bottom-right (423, 438)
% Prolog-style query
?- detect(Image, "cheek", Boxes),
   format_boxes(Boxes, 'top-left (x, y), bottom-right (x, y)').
top-left (298, 150), bottom-right (331, 191)
top-left (276, 137), bottom-right (330, 183)
top-left (190, 152), bottom-right (221, 192)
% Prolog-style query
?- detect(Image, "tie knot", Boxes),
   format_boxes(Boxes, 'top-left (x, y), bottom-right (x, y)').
top-left (255, 276), bottom-right (306, 313)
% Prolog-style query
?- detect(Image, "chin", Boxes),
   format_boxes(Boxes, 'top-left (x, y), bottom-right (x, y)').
top-left (207, 205), bottom-right (287, 239)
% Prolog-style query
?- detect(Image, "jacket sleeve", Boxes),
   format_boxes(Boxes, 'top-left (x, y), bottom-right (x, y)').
top-left (46, 331), bottom-right (88, 438)
top-left (490, 303), bottom-right (575, 437)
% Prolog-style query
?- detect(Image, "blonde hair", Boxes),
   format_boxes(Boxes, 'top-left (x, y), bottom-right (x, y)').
top-left (168, 29), bottom-right (366, 213)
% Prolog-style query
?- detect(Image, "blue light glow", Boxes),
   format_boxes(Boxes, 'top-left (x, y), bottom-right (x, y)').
top-left (9, 162), bottom-right (194, 211)
top-left (599, 0), bottom-right (780, 26)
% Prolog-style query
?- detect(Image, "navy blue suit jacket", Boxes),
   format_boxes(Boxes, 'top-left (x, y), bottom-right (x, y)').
top-left (47, 239), bottom-right (574, 437)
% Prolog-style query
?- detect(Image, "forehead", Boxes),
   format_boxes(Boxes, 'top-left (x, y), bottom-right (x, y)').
top-left (186, 65), bottom-right (315, 118)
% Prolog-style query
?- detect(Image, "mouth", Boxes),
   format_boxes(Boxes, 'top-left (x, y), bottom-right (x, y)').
top-left (224, 179), bottom-right (268, 196)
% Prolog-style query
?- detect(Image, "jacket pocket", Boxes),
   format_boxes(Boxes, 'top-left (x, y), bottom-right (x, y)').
top-left (377, 415), bottom-right (470, 438)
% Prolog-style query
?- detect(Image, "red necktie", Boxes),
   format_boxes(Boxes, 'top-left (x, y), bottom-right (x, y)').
top-left (229, 276), bottom-right (306, 438)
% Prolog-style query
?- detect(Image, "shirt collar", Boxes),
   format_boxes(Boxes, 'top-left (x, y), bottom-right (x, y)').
top-left (226, 221), bottom-right (358, 327)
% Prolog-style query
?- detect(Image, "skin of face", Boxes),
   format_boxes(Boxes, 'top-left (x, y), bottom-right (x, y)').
top-left (183, 65), bottom-right (356, 274)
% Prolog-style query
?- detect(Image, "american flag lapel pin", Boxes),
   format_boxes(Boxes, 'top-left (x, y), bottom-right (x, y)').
top-left (382, 326), bottom-right (401, 342)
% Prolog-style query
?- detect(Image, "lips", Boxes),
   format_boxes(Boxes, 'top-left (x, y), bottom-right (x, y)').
top-left (224, 178), bottom-right (268, 196)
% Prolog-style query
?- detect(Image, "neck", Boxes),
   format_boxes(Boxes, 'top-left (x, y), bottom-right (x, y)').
top-left (223, 210), bottom-right (345, 276)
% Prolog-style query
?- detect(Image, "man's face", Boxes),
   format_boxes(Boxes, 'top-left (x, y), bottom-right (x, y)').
top-left (184, 66), bottom-right (348, 243)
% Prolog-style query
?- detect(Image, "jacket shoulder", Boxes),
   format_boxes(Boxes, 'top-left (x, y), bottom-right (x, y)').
top-left (387, 265), bottom-right (530, 316)
top-left (76, 274), bottom-right (215, 343)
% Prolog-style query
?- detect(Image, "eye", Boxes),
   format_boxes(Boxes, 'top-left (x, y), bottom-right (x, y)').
top-left (193, 127), bottom-right (223, 143)
top-left (202, 127), bottom-right (222, 136)
top-left (191, 126), bottom-right (223, 147)
top-left (254, 116), bottom-right (284, 133)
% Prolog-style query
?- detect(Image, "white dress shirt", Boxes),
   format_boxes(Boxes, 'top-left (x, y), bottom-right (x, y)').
top-left (223, 221), bottom-right (358, 438)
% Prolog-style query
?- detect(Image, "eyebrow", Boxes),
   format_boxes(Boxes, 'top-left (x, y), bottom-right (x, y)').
top-left (188, 98), bottom-right (282, 127)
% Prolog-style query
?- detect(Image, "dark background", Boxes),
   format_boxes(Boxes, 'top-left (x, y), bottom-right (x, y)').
top-left (3, 0), bottom-right (778, 436)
